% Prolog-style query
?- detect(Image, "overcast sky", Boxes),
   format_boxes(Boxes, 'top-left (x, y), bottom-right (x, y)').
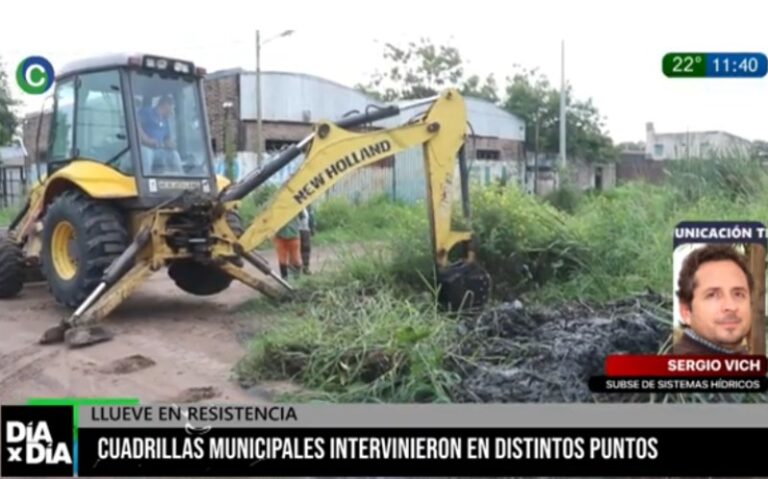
top-left (3, 0), bottom-right (766, 144)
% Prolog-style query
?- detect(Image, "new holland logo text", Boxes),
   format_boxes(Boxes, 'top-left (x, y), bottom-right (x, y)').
top-left (5, 420), bottom-right (72, 465)
top-left (293, 140), bottom-right (392, 204)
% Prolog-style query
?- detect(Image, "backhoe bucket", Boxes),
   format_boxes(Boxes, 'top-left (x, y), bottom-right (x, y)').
top-left (437, 261), bottom-right (491, 312)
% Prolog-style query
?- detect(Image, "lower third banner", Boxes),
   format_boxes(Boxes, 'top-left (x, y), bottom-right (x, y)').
top-left (5, 405), bottom-right (768, 476)
top-left (77, 427), bottom-right (765, 476)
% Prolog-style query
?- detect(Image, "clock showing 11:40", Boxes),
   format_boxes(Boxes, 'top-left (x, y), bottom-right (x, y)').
top-left (663, 52), bottom-right (767, 78)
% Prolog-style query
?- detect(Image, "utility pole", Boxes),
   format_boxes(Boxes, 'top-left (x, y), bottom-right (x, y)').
top-left (559, 39), bottom-right (566, 186)
top-left (534, 118), bottom-right (540, 195)
top-left (254, 29), bottom-right (294, 169)
top-left (255, 29), bottom-right (263, 168)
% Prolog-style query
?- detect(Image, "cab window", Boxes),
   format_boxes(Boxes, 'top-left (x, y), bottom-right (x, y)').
top-left (75, 70), bottom-right (132, 174)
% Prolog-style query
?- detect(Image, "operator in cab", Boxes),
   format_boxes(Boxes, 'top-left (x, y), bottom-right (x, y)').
top-left (138, 95), bottom-right (183, 175)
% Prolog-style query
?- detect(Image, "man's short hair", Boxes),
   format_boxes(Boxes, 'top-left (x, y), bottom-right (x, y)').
top-left (157, 95), bottom-right (174, 107)
top-left (676, 244), bottom-right (754, 307)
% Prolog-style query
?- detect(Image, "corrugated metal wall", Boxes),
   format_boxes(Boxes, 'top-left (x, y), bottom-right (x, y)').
top-left (394, 147), bottom-right (428, 203)
top-left (214, 149), bottom-right (523, 204)
top-left (324, 163), bottom-right (394, 204)
top-left (239, 72), bottom-right (384, 122)
top-left (379, 97), bottom-right (525, 141)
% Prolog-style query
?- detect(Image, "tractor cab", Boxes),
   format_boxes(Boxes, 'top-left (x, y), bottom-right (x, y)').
top-left (46, 53), bottom-right (217, 201)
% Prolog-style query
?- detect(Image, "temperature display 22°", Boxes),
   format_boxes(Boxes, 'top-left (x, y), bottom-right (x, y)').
top-left (663, 53), bottom-right (767, 78)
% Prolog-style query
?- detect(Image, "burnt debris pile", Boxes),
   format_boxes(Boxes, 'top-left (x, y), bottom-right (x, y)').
top-left (450, 292), bottom-right (671, 402)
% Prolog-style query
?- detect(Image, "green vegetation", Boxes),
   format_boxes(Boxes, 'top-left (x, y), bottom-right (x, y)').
top-left (0, 206), bottom-right (18, 227)
top-left (238, 188), bottom-right (419, 247)
top-left (238, 157), bottom-right (768, 403)
top-left (237, 284), bottom-right (457, 402)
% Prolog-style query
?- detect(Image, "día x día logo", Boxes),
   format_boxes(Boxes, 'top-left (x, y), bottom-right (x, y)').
top-left (1, 405), bottom-right (74, 476)
top-left (5, 421), bottom-right (72, 465)
top-left (16, 56), bottom-right (54, 94)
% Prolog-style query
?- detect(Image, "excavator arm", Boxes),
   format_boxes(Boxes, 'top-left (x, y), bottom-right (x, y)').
top-left (42, 89), bottom-right (490, 348)
top-left (224, 89), bottom-right (490, 309)
top-left (234, 90), bottom-right (468, 266)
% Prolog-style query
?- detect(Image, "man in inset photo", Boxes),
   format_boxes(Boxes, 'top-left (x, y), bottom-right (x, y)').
top-left (674, 244), bottom-right (753, 354)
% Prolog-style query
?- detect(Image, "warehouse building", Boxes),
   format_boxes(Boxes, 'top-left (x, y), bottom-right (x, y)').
top-left (203, 68), bottom-right (526, 202)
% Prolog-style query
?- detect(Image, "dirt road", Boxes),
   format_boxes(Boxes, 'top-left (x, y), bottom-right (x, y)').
top-left (0, 246), bottom-right (344, 405)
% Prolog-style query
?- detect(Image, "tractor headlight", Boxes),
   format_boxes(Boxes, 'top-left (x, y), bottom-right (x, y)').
top-left (156, 59), bottom-right (168, 69)
top-left (174, 61), bottom-right (191, 74)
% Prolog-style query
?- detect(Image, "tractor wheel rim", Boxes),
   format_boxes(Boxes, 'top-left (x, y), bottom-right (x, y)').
top-left (51, 221), bottom-right (77, 280)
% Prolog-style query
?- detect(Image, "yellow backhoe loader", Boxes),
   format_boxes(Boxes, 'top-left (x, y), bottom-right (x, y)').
top-left (0, 53), bottom-right (491, 347)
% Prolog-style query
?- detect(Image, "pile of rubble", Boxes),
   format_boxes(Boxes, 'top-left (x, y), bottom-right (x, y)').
top-left (450, 292), bottom-right (671, 402)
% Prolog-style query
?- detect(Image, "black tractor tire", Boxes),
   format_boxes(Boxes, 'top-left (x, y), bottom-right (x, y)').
top-left (41, 190), bottom-right (129, 308)
top-left (0, 238), bottom-right (24, 298)
top-left (168, 210), bottom-right (243, 296)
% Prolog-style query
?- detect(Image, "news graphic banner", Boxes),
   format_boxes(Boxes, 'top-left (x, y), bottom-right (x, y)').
top-left (589, 220), bottom-right (768, 394)
top-left (673, 221), bottom-right (767, 247)
top-left (4, 403), bottom-right (768, 476)
top-left (589, 354), bottom-right (768, 393)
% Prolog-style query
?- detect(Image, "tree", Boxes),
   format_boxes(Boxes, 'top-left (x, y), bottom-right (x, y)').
top-left (357, 38), bottom-right (499, 103)
top-left (461, 73), bottom-right (499, 104)
top-left (360, 41), bottom-right (616, 162)
top-left (0, 56), bottom-right (20, 146)
top-left (502, 67), bottom-right (616, 163)
top-left (502, 68), bottom-right (556, 152)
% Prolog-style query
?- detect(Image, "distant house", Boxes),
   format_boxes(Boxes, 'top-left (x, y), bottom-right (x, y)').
top-left (645, 122), bottom-right (751, 160)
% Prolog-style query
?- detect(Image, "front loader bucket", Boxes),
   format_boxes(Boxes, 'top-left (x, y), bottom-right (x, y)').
top-left (437, 261), bottom-right (491, 312)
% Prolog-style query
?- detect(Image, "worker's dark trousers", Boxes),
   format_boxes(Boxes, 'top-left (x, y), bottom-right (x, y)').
top-left (300, 230), bottom-right (311, 273)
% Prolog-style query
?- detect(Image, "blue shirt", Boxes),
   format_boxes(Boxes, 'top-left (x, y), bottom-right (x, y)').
top-left (139, 107), bottom-right (170, 144)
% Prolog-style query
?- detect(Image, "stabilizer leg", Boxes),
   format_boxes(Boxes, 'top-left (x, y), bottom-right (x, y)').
top-left (216, 261), bottom-right (286, 300)
top-left (39, 229), bottom-right (153, 347)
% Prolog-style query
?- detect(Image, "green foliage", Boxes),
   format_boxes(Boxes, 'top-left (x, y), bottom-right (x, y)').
top-left (357, 40), bottom-right (616, 163)
top-left (543, 182), bottom-right (583, 214)
top-left (503, 67), bottom-right (616, 162)
top-left (238, 183), bottom-right (279, 226)
top-left (314, 197), bottom-right (355, 230)
top-left (241, 159), bottom-right (768, 403)
top-left (237, 283), bottom-right (457, 402)
top-left (535, 183), bottom-right (675, 302)
top-left (468, 185), bottom-right (590, 296)
top-left (223, 151), bottom-right (236, 183)
top-left (0, 207), bottom-right (17, 226)
top-left (664, 156), bottom-right (767, 203)
top-left (312, 194), bottom-right (420, 245)
top-left (356, 37), bottom-right (499, 102)
top-left (0, 57), bottom-right (20, 145)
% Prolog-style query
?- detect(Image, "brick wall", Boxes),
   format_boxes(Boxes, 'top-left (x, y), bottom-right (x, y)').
top-left (242, 121), bottom-right (312, 152)
top-left (203, 74), bottom-right (241, 153)
top-left (22, 112), bottom-right (52, 162)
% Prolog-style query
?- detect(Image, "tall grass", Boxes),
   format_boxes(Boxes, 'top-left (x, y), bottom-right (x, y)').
top-left (239, 156), bottom-right (768, 403)
top-left (238, 188), bottom-right (418, 247)
top-left (237, 283), bottom-right (458, 402)
top-left (0, 207), bottom-right (19, 228)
